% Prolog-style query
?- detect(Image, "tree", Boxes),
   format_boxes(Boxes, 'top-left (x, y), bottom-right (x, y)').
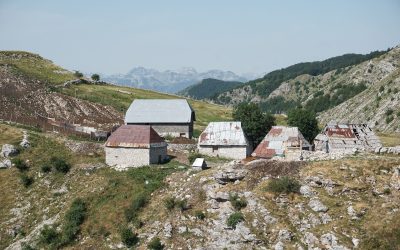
top-left (91, 74), bottom-right (100, 82)
top-left (74, 71), bottom-right (83, 78)
top-left (233, 102), bottom-right (275, 148)
top-left (287, 108), bottom-right (319, 142)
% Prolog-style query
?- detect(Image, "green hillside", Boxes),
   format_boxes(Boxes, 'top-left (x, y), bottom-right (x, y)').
top-left (0, 51), bottom-right (232, 133)
top-left (178, 78), bottom-right (243, 100)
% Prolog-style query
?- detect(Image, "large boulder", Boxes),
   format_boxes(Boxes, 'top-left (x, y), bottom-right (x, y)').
top-left (308, 198), bottom-right (329, 212)
top-left (1, 144), bottom-right (19, 158)
top-left (0, 158), bottom-right (12, 169)
top-left (214, 168), bottom-right (247, 184)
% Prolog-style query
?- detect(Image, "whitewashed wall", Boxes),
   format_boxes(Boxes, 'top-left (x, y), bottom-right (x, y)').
top-left (198, 145), bottom-right (247, 160)
top-left (105, 147), bottom-right (150, 168)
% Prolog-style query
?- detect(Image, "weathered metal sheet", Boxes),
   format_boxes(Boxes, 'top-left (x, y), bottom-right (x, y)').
top-left (124, 99), bottom-right (195, 124)
top-left (105, 125), bottom-right (166, 148)
top-left (198, 122), bottom-right (249, 146)
top-left (252, 126), bottom-right (311, 158)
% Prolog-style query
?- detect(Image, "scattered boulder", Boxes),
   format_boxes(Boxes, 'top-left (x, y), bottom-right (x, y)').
top-left (320, 232), bottom-right (350, 250)
top-left (278, 229), bottom-right (293, 242)
top-left (1, 144), bottom-right (19, 158)
top-left (19, 131), bottom-right (30, 148)
top-left (163, 222), bottom-right (172, 238)
top-left (0, 158), bottom-right (12, 169)
top-left (303, 232), bottom-right (319, 247)
top-left (214, 168), bottom-right (247, 184)
top-left (300, 185), bottom-right (316, 197)
top-left (390, 166), bottom-right (400, 190)
top-left (308, 198), bottom-right (329, 212)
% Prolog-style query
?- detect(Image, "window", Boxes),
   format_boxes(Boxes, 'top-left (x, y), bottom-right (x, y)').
top-left (212, 146), bottom-right (219, 152)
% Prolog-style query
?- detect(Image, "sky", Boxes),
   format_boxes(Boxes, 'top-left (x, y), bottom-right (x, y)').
top-left (0, 0), bottom-right (399, 76)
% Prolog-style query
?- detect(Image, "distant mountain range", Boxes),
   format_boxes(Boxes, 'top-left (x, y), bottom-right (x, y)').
top-left (99, 67), bottom-right (255, 93)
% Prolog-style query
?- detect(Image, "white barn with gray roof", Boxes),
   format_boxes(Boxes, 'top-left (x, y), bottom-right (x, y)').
top-left (198, 121), bottom-right (250, 160)
top-left (125, 99), bottom-right (195, 138)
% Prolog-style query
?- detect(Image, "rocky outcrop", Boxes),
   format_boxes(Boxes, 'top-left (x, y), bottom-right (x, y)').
top-left (1, 144), bottom-right (18, 158)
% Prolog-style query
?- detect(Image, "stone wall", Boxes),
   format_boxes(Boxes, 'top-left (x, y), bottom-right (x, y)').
top-left (149, 145), bottom-right (168, 164)
top-left (105, 147), bottom-right (150, 169)
top-left (127, 122), bottom-right (193, 138)
top-left (199, 145), bottom-right (248, 160)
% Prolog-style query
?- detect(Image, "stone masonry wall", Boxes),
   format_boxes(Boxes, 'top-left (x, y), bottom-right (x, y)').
top-left (105, 147), bottom-right (150, 168)
top-left (198, 145), bottom-right (248, 160)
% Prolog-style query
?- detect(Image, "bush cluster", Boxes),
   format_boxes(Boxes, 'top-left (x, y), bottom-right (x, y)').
top-left (38, 198), bottom-right (89, 248)
top-left (51, 156), bottom-right (71, 173)
top-left (12, 158), bottom-right (28, 171)
top-left (194, 210), bottom-right (206, 220)
top-left (163, 197), bottom-right (189, 212)
top-left (61, 198), bottom-right (87, 244)
top-left (125, 192), bottom-right (148, 223)
top-left (120, 227), bottom-right (139, 247)
top-left (229, 193), bottom-right (247, 211)
top-left (227, 212), bottom-right (244, 229)
top-left (266, 176), bottom-right (301, 194)
top-left (20, 174), bottom-right (34, 188)
top-left (148, 237), bottom-right (164, 250)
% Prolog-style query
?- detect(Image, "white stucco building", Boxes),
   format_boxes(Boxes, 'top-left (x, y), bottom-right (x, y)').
top-left (105, 125), bottom-right (167, 169)
top-left (198, 122), bottom-right (250, 160)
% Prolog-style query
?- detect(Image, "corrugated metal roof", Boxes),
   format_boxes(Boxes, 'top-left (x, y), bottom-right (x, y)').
top-left (105, 125), bottom-right (166, 148)
top-left (252, 126), bottom-right (311, 158)
top-left (124, 99), bottom-right (195, 124)
top-left (198, 121), bottom-right (248, 146)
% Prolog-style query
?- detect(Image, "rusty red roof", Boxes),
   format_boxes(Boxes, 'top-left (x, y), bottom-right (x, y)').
top-left (105, 125), bottom-right (165, 148)
top-left (324, 125), bottom-right (355, 138)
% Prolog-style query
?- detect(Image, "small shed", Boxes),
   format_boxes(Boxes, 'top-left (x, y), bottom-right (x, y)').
top-left (105, 125), bottom-right (167, 169)
top-left (198, 122), bottom-right (250, 160)
top-left (252, 126), bottom-right (311, 160)
top-left (192, 158), bottom-right (207, 169)
top-left (314, 123), bottom-right (382, 153)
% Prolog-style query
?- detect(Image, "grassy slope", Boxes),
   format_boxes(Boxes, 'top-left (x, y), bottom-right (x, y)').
top-left (0, 51), bottom-right (232, 132)
top-left (0, 51), bottom-right (76, 85)
top-left (0, 123), bottom-right (186, 249)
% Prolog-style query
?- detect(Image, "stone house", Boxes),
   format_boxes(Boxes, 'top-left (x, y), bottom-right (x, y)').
top-left (314, 123), bottom-right (382, 153)
top-left (198, 122), bottom-right (250, 160)
top-left (252, 126), bottom-right (311, 160)
top-left (105, 125), bottom-right (167, 169)
top-left (125, 99), bottom-right (195, 138)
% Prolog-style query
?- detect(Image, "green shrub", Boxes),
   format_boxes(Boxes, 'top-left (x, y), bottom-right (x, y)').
top-left (176, 199), bottom-right (189, 212)
top-left (383, 188), bottom-right (391, 195)
top-left (164, 197), bottom-right (176, 211)
top-left (386, 116), bottom-right (394, 124)
top-left (125, 192), bottom-right (148, 222)
top-left (194, 210), bottom-right (206, 220)
top-left (266, 176), bottom-right (300, 194)
top-left (227, 212), bottom-right (244, 229)
top-left (39, 225), bottom-right (59, 245)
top-left (51, 157), bottom-right (71, 173)
top-left (148, 237), bottom-right (164, 250)
top-left (13, 158), bottom-right (28, 171)
top-left (41, 164), bottom-right (52, 173)
top-left (21, 244), bottom-right (35, 250)
top-left (386, 109), bottom-right (394, 116)
top-left (188, 152), bottom-right (204, 164)
top-left (60, 198), bottom-right (86, 244)
top-left (20, 174), bottom-right (33, 187)
top-left (229, 193), bottom-right (247, 210)
top-left (120, 227), bottom-right (139, 247)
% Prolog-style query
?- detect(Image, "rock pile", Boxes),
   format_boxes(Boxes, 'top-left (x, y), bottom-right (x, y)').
top-left (1, 144), bottom-right (18, 158)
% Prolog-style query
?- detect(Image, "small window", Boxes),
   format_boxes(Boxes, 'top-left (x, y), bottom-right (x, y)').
top-left (212, 146), bottom-right (219, 152)
top-left (180, 133), bottom-right (185, 137)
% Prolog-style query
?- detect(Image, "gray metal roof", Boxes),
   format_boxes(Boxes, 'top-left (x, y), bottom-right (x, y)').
top-left (199, 121), bottom-right (249, 146)
top-left (124, 99), bottom-right (195, 124)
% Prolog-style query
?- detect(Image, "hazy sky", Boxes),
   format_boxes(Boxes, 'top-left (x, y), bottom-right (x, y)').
top-left (0, 0), bottom-right (399, 75)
